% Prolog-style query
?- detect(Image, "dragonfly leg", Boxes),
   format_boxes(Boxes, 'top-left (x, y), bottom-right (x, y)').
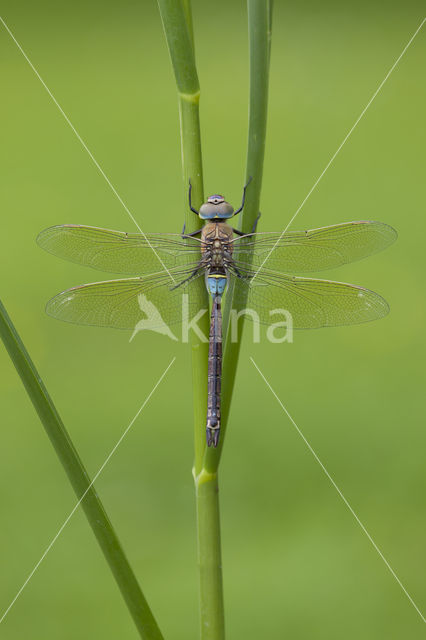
top-left (233, 176), bottom-right (253, 216)
top-left (251, 211), bottom-right (261, 233)
top-left (224, 260), bottom-right (251, 281)
top-left (181, 221), bottom-right (202, 239)
top-left (233, 266), bottom-right (251, 281)
top-left (188, 179), bottom-right (200, 215)
top-left (231, 211), bottom-right (261, 237)
top-left (170, 265), bottom-right (203, 290)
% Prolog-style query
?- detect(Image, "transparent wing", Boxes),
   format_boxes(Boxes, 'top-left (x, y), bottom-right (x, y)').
top-left (231, 267), bottom-right (389, 328)
top-left (231, 221), bottom-right (397, 273)
top-left (45, 268), bottom-right (207, 330)
top-left (37, 225), bottom-right (203, 275)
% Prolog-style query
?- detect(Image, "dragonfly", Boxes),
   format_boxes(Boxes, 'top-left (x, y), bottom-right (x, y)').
top-left (37, 181), bottom-right (397, 447)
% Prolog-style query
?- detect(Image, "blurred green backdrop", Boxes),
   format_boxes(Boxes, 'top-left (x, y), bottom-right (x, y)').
top-left (0, 1), bottom-right (425, 638)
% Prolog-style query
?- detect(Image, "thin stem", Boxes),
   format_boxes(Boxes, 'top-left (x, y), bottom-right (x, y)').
top-left (157, 0), bottom-right (209, 475)
top-left (157, 2), bottom-right (221, 638)
top-left (0, 300), bottom-right (164, 640)
top-left (181, 0), bottom-right (195, 46)
top-left (179, 94), bottom-right (209, 473)
top-left (204, 0), bottom-right (273, 473)
top-left (194, 469), bottom-right (225, 640)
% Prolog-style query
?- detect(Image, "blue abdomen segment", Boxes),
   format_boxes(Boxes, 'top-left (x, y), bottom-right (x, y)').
top-left (207, 276), bottom-right (227, 296)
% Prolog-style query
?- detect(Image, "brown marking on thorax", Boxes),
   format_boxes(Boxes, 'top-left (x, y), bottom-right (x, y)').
top-left (200, 222), bottom-right (234, 270)
top-left (201, 222), bottom-right (234, 271)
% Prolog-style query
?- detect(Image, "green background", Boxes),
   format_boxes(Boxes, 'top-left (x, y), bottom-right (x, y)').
top-left (0, 1), bottom-right (425, 637)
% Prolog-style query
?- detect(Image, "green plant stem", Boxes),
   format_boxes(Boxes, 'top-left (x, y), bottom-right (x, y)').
top-left (157, 2), bottom-right (224, 637)
top-left (204, 0), bottom-right (272, 474)
top-left (194, 469), bottom-right (225, 640)
top-left (179, 93), bottom-right (209, 474)
top-left (181, 0), bottom-right (194, 45)
top-left (157, 0), bottom-right (209, 475)
top-left (0, 300), bottom-right (163, 640)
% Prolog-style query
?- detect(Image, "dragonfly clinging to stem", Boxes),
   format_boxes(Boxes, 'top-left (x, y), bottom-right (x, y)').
top-left (37, 180), bottom-right (397, 447)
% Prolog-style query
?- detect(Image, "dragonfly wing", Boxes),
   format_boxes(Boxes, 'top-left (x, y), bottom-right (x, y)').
top-left (37, 225), bottom-right (202, 275)
top-left (232, 221), bottom-right (397, 273)
top-left (45, 270), bottom-right (206, 330)
top-left (232, 268), bottom-right (389, 328)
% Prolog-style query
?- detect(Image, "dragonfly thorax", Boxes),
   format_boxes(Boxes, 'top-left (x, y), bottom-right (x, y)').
top-left (199, 195), bottom-right (234, 220)
top-left (201, 221), bottom-right (234, 273)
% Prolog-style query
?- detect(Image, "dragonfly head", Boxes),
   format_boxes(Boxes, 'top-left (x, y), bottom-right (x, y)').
top-left (199, 195), bottom-right (235, 220)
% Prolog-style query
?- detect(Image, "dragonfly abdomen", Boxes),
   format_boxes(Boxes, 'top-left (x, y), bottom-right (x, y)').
top-left (206, 290), bottom-right (223, 448)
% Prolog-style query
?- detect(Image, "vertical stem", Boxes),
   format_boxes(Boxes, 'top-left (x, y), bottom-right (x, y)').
top-left (181, 0), bottom-right (194, 45)
top-left (157, 0), bottom-right (209, 475)
top-left (195, 470), bottom-right (225, 640)
top-left (157, 3), bottom-right (222, 638)
top-left (204, 0), bottom-right (272, 473)
top-left (179, 94), bottom-right (210, 473)
top-left (0, 300), bottom-right (164, 640)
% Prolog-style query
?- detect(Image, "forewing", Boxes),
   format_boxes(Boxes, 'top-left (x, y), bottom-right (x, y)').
top-left (232, 268), bottom-right (389, 328)
top-left (232, 221), bottom-right (397, 273)
top-left (37, 225), bottom-right (202, 275)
